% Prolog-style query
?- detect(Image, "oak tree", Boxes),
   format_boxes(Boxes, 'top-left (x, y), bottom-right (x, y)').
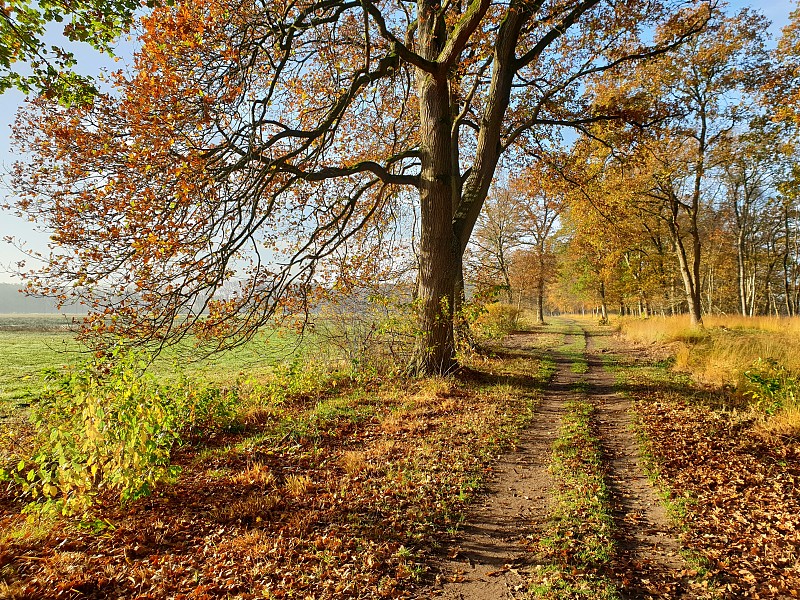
top-left (11, 0), bottom-right (710, 374)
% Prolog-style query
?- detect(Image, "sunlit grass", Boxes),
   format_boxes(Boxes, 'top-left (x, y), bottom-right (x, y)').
top-left (619, 315), bottom-right (800, 387)
top-left (619, 314), bottom-right (800, 435)
top-left (0, 314), bottom-right (302, 408)
top-left (0, 329), bottom-right (80, 404)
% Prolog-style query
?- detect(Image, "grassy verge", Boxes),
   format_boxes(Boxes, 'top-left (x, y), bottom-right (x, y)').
top-left (619, 314), bottom-right (800, 388)
top-left (529, 383), bottom-right (618, 600)
top-left (0, 346), bottom-right (547, 599)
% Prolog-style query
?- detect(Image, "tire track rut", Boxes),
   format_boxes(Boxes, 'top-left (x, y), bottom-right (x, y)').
top-left (425, 322), bottom-right (698, 599)
top-left (428, 331), bottom-right (577, 599)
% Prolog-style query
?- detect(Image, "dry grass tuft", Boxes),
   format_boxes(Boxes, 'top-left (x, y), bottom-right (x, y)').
top-left (217, 529), bottom-right (274, 555)
top-left (620, 315), bottom-right (800, 390)
top-left (0, 515), bottom-right (55, 547)
top-left (372, 439), bottom-right (397, 457)
top-left (41, 551), bottom-right (90, 581)
top-left (230, 462), bottom-right (276, 488)
top-left (412, 377), bottom-right (453, 405)
top-left (284, 474), bottom-right (313, 497)
top-left (340, 450), bottom-right (369, 476)
top-left (755, 406), bottom-right (800, 442)
top-left (0, 581), bottom-right (25, 599)
top-left (620, 315), bottom-right (708, 345)
top-left (380, 412), bottom-right (428, 435)
top-left (212, 492), bottom-right (280, 523)
top-left (239, 407), bottom-right (279, 427)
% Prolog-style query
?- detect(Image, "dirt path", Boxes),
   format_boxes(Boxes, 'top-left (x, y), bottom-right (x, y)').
top-left (427, 330), bottom-right (581, 599)
top-left (585, 332), bottom-right (698, 599)
top-left (424, 321), bottom-right (697, 599)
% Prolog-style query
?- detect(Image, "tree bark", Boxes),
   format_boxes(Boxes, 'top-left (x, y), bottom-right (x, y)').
top-left (536, 250), bottom-right (546, 324)
top-left (599, 280), bottom-right (608, 324)
top-left (411, 5), bottom-right (458, 375)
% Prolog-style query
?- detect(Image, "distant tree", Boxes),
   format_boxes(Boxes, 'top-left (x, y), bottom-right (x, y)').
top-left (606, 7), bottom-right (769, 326)
top-left (557, 159), bottom-right (626, 323)
top-left (714, 121), bottom-right (791, 316)
top-left (776, 167), bottom-right (800, 316)
top-left (510, 169), bottom-right (563, 324)
top-left (10, 0), bottom-right (710, 374)
top-left (468, 187), bottom-right (526, 303)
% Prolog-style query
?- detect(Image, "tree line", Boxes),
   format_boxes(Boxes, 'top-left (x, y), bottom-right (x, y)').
top-left (3, 0), bottom-right (800, 374)
top-left (468, 4), bottom-right (800, 326)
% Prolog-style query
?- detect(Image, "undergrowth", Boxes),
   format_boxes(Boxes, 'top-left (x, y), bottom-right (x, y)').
top-left (619, 315), bottom-right (800, 438)
top-left (0, 336), bottom-right (549, 598)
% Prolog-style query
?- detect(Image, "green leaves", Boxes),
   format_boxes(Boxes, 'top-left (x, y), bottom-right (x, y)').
top-left (0, 0), bottom-right (170, 102)
top-left (6, 346), bottom-right (236, 514)
top-left (744, 358), bottom-right (798, 416)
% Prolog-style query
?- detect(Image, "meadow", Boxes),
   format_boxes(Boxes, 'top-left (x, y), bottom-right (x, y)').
top-left (0, 311), bottom-right (549, 599)
top-left (0, 314), bottom-right (303, 408)
top-left (619, 314), bottom-right (800, 386)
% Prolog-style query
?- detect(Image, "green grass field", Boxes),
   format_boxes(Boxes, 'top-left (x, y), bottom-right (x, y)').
top-left (0, 314), bottom-right (304, 409)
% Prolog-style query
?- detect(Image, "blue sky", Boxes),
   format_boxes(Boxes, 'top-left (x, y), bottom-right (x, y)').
top-left (0, 0), bottom-right (796, 284)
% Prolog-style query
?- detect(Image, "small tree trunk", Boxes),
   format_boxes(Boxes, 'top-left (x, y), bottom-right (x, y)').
top-left (672, 224), bottom-right (703, 327)
top-left (599, 281), bottom-right (608, 324)
top-left (536, 251), bottom-right (546, 324)
top-left (783, 203), bottom-right (795, 317)
top-left (453, 256), bottom-right (477, 352)
top-left (737, 229), bottom-right (748, 316)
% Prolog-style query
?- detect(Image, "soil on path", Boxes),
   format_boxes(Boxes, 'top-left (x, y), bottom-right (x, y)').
top-left (426, 330), bottom-right (581, 599)
top-left (424, 322), bottom-right (697, 599)
top-left (586, 332), bottom-right (699, 599)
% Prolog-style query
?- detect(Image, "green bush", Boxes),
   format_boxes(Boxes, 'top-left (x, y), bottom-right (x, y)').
top-left (0, 348), bottom-right (236, 514)
top-left (472, 302), bottom-right (520, 339)
top-left (743, 358), bottom-right (798, 416)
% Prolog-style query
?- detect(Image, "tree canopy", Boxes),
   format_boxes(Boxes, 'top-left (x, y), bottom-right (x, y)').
top-left (9, 0), bottom-right (711, 373)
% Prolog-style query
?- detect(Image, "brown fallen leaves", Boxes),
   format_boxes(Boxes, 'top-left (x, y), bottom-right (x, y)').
top-left (0, 363), bottom-right (540, 599)
top-left (635, 392), bottom-right (800, 599)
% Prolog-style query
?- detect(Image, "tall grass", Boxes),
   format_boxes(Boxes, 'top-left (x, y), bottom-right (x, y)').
top-left (619, 315), bottom-right (800, 437)
top-left (619, 315), bottom-right (800, 387)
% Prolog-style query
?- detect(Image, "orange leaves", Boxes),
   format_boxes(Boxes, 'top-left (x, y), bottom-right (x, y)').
top-left (636, 395), bottom-right (800, 597)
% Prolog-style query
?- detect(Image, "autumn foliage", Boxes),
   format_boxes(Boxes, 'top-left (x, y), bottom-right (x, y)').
top-left (8, 0), bottom-right (711, 372)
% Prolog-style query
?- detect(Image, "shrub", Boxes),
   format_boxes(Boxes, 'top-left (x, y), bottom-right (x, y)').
top-left (743, 358), bottom-right (798, 416)
top-left (311, 290), bottom-right (416, 377)
top-left (0, 347), bottom-right (236, 514)
top-left (472, 302), bottom-right (520, 338)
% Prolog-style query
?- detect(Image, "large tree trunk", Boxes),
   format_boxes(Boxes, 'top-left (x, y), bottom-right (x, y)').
top-left (673, 233), bottom-right (703, 326)
top-left (411, 6), bottom-right (458, 375)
